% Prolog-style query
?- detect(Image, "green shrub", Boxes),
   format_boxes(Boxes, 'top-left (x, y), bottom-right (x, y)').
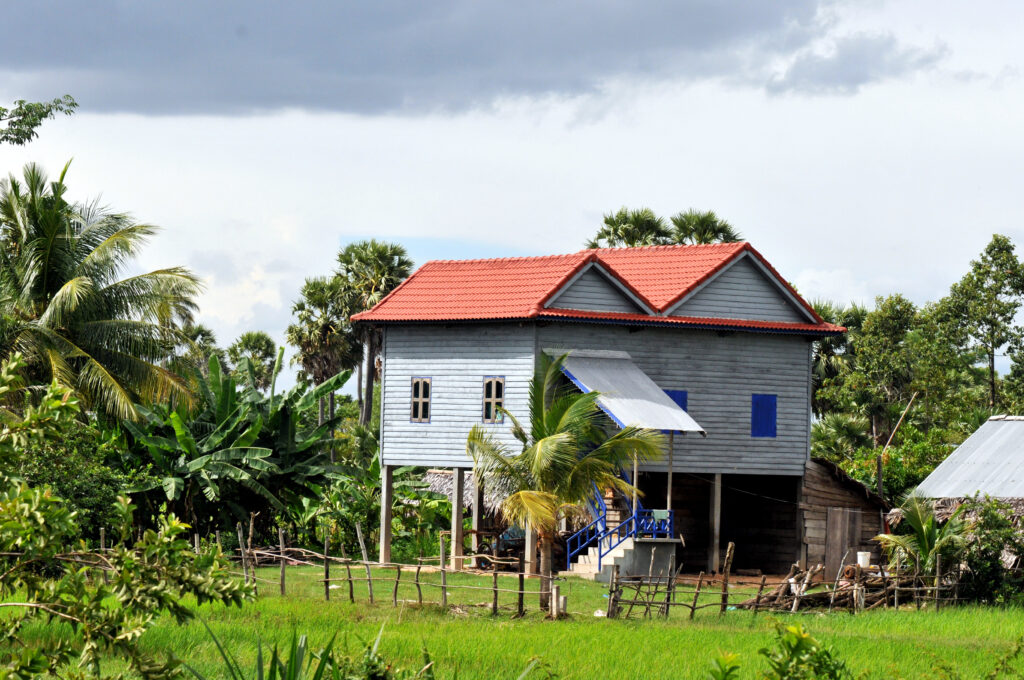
top-left (959, 495), bottom-right (1024, 604)
top-left (14, 423), bottom-right (141, 542)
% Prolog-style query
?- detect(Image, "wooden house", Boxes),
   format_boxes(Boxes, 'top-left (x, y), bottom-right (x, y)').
top-left (353, 242), bottom-right (857, 575)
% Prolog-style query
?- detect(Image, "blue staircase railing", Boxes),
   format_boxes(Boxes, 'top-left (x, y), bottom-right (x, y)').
top-left (564, 480), bottom-right (675, 571)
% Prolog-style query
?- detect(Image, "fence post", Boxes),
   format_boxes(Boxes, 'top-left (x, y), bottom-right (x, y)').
top-left (415, 561), bottom-right (423, 605)
top-left (393, 565), bottom-right (401, 607)
top-left (236, 523), bottom-right (249, 585)
top-left (662, 553), bottom-right (675, 618)
top-left (278, 527), bottom-right (287, 597)
top-left (99, 527), bottom-right (109, 585)
top-left (491, 542), bottom-right (499, 616)
top-left (607, 565), bottom-right (620, 618)
top-left (194, 533), bottom-right (200, 555)
top-left (719, 542), bottom-right (735, 615)
top-left (894, 560), bottom-right (900, 608)
top-left (355, 522), bottom-right (374, 604)
top-left (550, 584), bottom-right (561, 618)
top-left (753, 575), bottom-right (767, 617)
top-left (439, 533), bottom-right (448, 608)
top-left (517, 553), bottom-right (525, 618)
top-left (935, 554), bottom-right (941, 612)
top-left (690, 571), bottom-right (704, 620)
top-left (324, 531), bottom-right (330, 602)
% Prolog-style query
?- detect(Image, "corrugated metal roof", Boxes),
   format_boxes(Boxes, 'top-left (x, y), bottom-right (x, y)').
top-left (915, 416), bottom-right (1024, 499)
top-left (552, 349), bottom-right (706, 435)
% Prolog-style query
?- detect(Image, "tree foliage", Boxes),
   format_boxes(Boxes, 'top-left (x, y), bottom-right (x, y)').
top-left (0, 482), bottom-right (251, 679)
top-left (0, 95), bottom-right (77, 146)
top-left (586, 206), bottom-right (741, 248)
top-left (0, 162), bottom-right (202, 419)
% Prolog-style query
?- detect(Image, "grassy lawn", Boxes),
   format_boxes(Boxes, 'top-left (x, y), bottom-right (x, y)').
top-left (110, 565), bottom-right (1024, 679)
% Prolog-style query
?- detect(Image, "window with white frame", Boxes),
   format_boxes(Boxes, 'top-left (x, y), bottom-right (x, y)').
top-left (482, 377), bottom-right (505, 423)
top-left (411, 377), bottom-right (431, 423)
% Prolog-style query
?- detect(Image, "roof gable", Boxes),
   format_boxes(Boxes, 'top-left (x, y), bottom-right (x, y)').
top-left (667, 252), bottom-right (815, 323)
top-left (544, 262), bottom-right (649, 314)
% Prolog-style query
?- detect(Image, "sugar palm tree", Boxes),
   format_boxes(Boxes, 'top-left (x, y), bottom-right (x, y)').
top-left (0, 161), bottom-right (202, 419)
top-left (810, 413), bottom-right (872, 463)
top-left (669, 209), bottom-right (742, 244)
top-left (337, 240), bottom-right (413, 425)
top-left (227, 330), bottom-right (277, 392)
top-left (810, 300), bottom-right (868, 416)
top-left (286, 275), bottom-right (362, 429)
top-left (586, 207), bottom-right (672, 248)
top-left (466, 353), bottom-right (665, 608)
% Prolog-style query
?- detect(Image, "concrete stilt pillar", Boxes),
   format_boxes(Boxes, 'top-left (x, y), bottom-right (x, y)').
top-left (708, 473), bottom-right (722, 573)
top-left (378, 464), bottom-right (394, 564)
top-left (450, 467), bottom-right (465, 570)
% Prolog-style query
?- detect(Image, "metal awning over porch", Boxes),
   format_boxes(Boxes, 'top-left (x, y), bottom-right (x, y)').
top-left (547, 349), bottom-right (706, 435)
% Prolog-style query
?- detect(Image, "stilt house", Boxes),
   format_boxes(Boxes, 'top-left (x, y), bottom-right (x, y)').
top-left (354, 243), bottom-right (861, 576)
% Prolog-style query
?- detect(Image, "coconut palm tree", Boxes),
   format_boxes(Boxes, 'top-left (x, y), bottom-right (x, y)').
top-left (337, 240), bottom-right (413, 425)
top-left (669, 209), bottom-right (742, 244)
top-left (586, 207), bottom-right (672, 248)
top-left (466, 353), bottom-right (665, 608)
top-left (0, 161), bottom-right (202, 419)
top-left (227, 330), bottom-right (277, 392)
top-left (286, 275), bottom-right (363, 431)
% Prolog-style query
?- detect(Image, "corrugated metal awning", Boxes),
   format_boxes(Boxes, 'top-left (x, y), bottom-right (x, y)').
top-left (915, 416), bottom-right (1024, 498)
top-left (548, 349), bottom-right (706, 435)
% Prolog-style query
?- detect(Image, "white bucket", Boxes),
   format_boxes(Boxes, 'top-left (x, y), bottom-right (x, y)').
top-left (857, 551), bottom-right (871, 569)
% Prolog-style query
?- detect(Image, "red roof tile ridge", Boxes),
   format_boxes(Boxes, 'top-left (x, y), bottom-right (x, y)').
top-left (580, 242), bottom-right (748, 255)
top-left (424, 251), bottom-right (586, 265)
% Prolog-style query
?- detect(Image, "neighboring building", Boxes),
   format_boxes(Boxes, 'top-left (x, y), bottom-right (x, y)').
top-left (353, 242), bottom-right (848, 575)
top-left (915, 415), bottom-right (1024, 517)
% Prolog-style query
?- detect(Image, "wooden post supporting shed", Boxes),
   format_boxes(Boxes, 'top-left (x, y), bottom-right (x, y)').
top-left (708, 473), bottom-right (722, 573)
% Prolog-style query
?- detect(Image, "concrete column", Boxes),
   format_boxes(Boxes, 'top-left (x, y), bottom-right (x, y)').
top-left (525, 525), bottom-right (538, 574)
top-left (470, 475), bottom-right (484, 568)
top-left (378, 464), bottom-right (394, 564)
top-left (450, 467), bottom-right (465, 570)
top-left (708, 473), bottom-right (722, 573)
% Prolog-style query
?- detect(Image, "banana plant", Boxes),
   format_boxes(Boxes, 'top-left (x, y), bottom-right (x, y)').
top-left (121, 354), bottom-right (351, 531)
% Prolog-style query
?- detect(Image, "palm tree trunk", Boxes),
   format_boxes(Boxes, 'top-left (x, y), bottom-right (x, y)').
top-left (329, 391), bottom-right (336, 464)
top-left (318, 396), bottom-right (325, 427)
top-left (989, 347), bottom-right (997, 408)
top-left (539, 534), bottom-right (553, 610)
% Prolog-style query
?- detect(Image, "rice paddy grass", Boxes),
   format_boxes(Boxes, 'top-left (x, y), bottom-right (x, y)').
top-left (125, 565), bottom-right (1024, 679)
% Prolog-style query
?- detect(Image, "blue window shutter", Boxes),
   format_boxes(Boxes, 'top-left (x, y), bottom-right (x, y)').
top-left (664, 389), bottom-right (688, 412)
top-left (751, 394), bottom-right (777, 438)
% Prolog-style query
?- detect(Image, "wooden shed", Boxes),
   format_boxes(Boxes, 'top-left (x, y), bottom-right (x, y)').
top-left (800, 458), bottom-right (889, 577)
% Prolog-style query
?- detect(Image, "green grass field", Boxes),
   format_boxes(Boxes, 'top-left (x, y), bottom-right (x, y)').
top-left (113, 565), bottom-right (1024, 679)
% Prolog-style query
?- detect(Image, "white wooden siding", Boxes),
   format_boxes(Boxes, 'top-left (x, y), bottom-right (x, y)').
top-left (671, 256), bottom-right (806, 322)
top-left (380, 324), bottom-right (536, 467)
top-left (546, 268), bottom-right (643, 313)
top-left (539, 323), bottom-right (812, 475)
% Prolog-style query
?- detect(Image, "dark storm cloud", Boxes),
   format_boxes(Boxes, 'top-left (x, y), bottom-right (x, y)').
top-left (766, 33), bottom-right (948, 95)
top-left (2, 1), bottom-right (936, 114)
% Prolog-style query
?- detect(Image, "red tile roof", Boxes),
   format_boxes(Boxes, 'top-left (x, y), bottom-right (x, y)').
top-left (352, 242), bottom-right (843, 335)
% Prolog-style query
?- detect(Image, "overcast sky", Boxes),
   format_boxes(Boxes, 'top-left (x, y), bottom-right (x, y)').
top-left (2, 0), bottom-right (1022, 384)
